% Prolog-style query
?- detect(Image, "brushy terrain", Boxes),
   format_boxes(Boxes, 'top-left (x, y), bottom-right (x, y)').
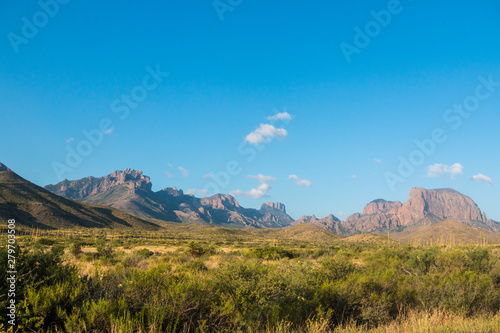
top-left (2, 225), bottom-right (500, 332)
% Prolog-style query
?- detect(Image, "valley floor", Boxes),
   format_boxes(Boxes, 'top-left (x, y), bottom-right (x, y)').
top-left (2, 225), bottom-right (500, 332)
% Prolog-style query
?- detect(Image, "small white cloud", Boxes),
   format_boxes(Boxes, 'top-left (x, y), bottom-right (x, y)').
top-left (244, 124), bottom-right (288, 144)
top-left (167, 163), bottom-right (173, 168)
top-left (352, 174), bottom-right (357, 179)
top-left (472, 173), bottom-right (493, 185)
top-left (198, 189), bottom-right (208, 196)
top-left (178, 166), bottom-right (190, 178)
top-left (288, 174), bottom-right (311, 187)
top-left (427, 163), bottom-right (463, 179)
top-left (103, 128), bottom-right (113, 135)
top-left (203, 173), bottom-right (214, 179)
top-left (231, 183), bottom-right (271, 199)
top-left (267, 112), bottom-right (292, 121)
top-left (231, 174), bottom-right (276, 199)
top-left (338, 211), bottom-right (346, 217)
top-left (185, 189), bottom-right (196, 195)
top-left (165, 171), bottom-right (173, 178)
top-left (65, 137), bottom-right (74, 143)
top-left (247, 174), bottom-right (277, 183)
top-left (374, 158), bottom-right (383, 165)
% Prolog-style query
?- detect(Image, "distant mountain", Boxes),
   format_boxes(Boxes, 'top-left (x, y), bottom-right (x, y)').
top-left (45, 169), bottom-right (294, 228)
top-left (344, 188), bottom-right (500, 235)
top-left (0, 163), bottom-right (159, 230)
top-left (292, 214), bottom-right (347, 234)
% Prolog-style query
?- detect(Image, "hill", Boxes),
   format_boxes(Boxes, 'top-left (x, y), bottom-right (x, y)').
top-left (0, 163), bottom-right (160, 230)
top-left (394, 219), bottom-right (500, 245)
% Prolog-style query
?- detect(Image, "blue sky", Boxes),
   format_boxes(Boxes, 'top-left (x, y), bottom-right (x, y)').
top-left (1, 0), bottom-right (499, 220)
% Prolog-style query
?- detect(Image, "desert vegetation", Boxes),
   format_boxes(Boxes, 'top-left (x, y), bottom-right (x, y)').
top-left (2, 226), bottom-right (500, 332)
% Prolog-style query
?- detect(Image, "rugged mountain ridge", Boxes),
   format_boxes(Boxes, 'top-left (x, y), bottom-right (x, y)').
top-left (45, 169), bottom-right (294, 228)
top-left (343, 188), bottom-right (499, 234)
top-left (0, 163), bottom-right (159, 230)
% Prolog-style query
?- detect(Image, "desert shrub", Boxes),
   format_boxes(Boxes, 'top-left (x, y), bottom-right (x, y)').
top-left (96, 240), bottom-right (114, 258)
top-left (70, 241), bottom-right (83, 257)
top-left (37, 237), bottom-right (55, 246)
top-left (407, 249), bottom-right (437, 274)
top-left (466, 247), bottom-right (491, 271)
top-left (187, 241), bottom-right (205, 257)
top-left (248, 246), bottom-right (298, 260)
top-left (133, 248), bottom-right (154, 258)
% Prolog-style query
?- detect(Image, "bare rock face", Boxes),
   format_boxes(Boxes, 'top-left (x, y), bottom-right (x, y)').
top-left (346, 213), bottom-right (362, 223)
top-left (45, 169), bottom-right (152, 199)
top-left (397, 188), bottom-right (487, 226)
top-left (0, 163), bottom-right (12, 172)
top-left (343, 187), bottom-right (499, 234)
top-left (363, 200), bottom-right (402, 215)
top-left (200, 194), bottom-right (240, 210)
top-left (261, 202), bottom-right (286, 213)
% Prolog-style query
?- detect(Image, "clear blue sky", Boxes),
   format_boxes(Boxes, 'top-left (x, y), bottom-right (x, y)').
top-left (1, 0), bottom-right (499, 220)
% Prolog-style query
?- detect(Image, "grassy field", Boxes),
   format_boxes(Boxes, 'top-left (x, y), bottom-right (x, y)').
top-left (2, 224), bottom-right (500, 332)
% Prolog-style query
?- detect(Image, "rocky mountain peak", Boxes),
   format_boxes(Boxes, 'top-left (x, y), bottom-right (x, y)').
top-left (260, 202), bottom-right (286, 213)
top-left (397, 187), bottom-right (487, 226)
top-left (160, 187), bottom-right (184, 197)
top-left (200, 194), bottom-right (240, 210)
top-left (363, 199), bottom-right (402, 215)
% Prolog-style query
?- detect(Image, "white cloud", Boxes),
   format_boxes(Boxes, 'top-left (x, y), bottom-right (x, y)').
top-left (338, 211), bottom-right (346, 217)
top-left (231, 174), bottom-right (276, 199)
top-left (374, 158), bottom-right (383, 165)
top-left (288, 174), bottom-right (311, 187)
top-left (247, 174), bottom-right (277, 183)
top-left (178, 166), bottom-right (190, 178)
top-left (165, 171), bottom-right (173, 178)
top-left (103, 128), bottom-right (113, 135)
top-left (472, 173), bottom-right (493, 185)
top-left (231, 183), bottom-right (271, 199)
top-left (244, 123), bottom-right (288, 144)
top-left (203, 173), bottom-right (214, 179)
top-left (352, 174), bottom-right (357, 179)
top-left (267, 112), bottom-right (292, 121)
top-left (167, 163), bottom-right (173, 168)
top-left (65, 137), bottom-right (74, 143)
top-left (427, 163), bottom-right (463, 179)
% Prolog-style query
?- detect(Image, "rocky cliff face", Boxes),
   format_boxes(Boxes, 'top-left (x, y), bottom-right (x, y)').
top-left (45, 169), bottom-right (152, 200)
top-left (45, 170), bottom-right (294, 228)
top-left (397, 188), bottom-right (487, 226)
top-left (344, 188), bottom-right (499, 234)
top-left (363, 200), bottom-right (402, 215)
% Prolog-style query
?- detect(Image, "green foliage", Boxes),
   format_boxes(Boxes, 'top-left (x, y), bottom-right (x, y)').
top-left (407, 248), bottom-right (437, 274)
top-left (187, 241), bottom-right (205, 257)
top-left (248, 246), bottom-right (298, 260)
top-left (69, 241), bottom-right (83, 257)
top-left (133, 248), bottom-right (154, 258)
top-left (4, 238), bottom-right (500, 332)
top-left (96, 240), bottom-right (114, 258)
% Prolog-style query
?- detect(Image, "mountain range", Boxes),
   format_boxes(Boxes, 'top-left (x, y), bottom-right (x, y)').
top-left (44, 168), bottom-right (294, 229)
top-left (0, 163), bottom-right (159, 230)
top-left (2, 162), bottom-right (499, 236)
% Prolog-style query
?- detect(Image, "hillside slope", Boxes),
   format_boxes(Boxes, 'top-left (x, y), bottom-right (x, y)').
top-left (0, 163), bottom-right (160, 230)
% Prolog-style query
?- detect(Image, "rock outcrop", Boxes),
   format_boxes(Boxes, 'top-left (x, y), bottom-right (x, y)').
top-left (344, 188), bottom-right (499, 234)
